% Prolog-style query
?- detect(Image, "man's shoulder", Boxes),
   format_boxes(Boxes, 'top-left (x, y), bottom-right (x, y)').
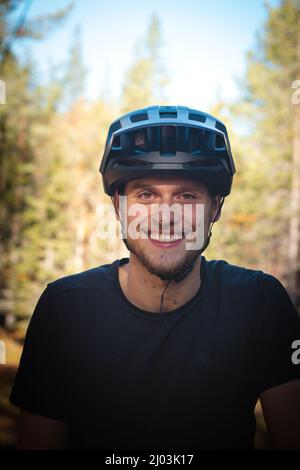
top-left (206, 257), bottom-right (293, 314)
top-left (46, 258), bottom-right (119, 296)
top-left (205, 257), bottom-right (276, 289)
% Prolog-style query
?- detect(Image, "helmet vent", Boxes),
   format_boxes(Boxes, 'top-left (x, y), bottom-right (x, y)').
top-left (160, 111), bottom-right (177, 119)
top-left (189, 128), bottom-right (203, 152)
top-left (131, 113), bottom-right (149, 123)
top-left (134, 130), bottom-right (146, 148)
top-left (110, 120), bottom-right (121, 133)
top-left (189, 112), bottom-right (206, 123)
top-left (112, 135), bottom-right (121, 149)
top-left (215, 121), bottom-right (226, 133)
top-left (161, 126), bottom-right (176, 154)
top-left (216, 134), bottom-right (225, 149)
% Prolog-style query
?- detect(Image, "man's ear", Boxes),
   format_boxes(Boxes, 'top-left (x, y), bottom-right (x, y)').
top-left (211, 195), bottom-right (222, 222)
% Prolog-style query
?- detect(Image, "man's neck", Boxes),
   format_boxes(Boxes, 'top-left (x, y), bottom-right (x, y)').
top-left (118, 255), bottom-right (202, 313)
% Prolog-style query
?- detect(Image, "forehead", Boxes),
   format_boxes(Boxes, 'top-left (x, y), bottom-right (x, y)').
top-left (125, 177), bottom-right (208, 191)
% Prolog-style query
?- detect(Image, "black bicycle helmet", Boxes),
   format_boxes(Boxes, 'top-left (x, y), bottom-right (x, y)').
top-left (99, 105), bottom-right (235, 197)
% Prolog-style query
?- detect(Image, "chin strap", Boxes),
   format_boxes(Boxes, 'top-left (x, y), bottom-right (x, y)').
top-left (172, 196), bottom-right (225, 283)
top-left (160, 196), bottom-right (225, 323)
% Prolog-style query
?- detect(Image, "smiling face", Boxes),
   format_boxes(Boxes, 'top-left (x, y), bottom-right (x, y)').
top-left (114, 176), bottom-right (221, 281)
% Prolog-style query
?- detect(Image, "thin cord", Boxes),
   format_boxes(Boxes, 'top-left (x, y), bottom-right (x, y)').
top-left (159, 279), bottom-right (172, 325)
top-left (158, 196), bottom-right (225, 322)
top-left (112, 193), bottom-right (170, 325)
top-left (210, 196), bottom-right (225, 230)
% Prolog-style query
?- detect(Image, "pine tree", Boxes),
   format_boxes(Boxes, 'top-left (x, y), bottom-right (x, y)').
top-left (228, 0), bottom-right (300, 308)
top-left (0, 0), bottom-right (72, 329)
top-left (121, 13), bottom-right (170, 113)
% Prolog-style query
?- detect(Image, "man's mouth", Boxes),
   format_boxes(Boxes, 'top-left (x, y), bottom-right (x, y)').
top-left (137, 230), bottom-right (186, 248)
top-left (148, 232), bottom-right (184, 242)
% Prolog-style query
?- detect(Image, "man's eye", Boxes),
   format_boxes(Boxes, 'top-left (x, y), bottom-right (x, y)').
top-left (180, 193), bottom-right (196, 200)
top-left (138, 192), bottom-right (154, 199)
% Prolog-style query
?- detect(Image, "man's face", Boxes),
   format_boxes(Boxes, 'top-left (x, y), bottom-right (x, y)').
top-left (115, 176), bottom-right (221, 281)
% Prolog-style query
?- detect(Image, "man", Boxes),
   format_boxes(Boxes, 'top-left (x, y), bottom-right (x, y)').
top-left (10, 105), bottom-right (300, 449)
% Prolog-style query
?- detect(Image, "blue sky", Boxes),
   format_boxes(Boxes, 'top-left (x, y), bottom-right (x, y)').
top-left (14, 0), bottom-right (279, 109)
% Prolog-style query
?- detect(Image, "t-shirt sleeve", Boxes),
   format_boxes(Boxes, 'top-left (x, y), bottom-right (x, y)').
top-left (9, 284), bottom-right (69, 421)
top-left (248, 274), bottom-right (300, 397)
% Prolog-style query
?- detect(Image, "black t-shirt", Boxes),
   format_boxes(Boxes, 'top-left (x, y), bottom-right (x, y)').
top-left (10, 255), bottom-right (300, 449)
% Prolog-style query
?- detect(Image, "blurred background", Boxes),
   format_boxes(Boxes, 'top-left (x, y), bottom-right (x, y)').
top-left (0, 0), bottom-right (299, 449)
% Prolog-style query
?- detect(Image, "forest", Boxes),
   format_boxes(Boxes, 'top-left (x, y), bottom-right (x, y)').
top-left (0, 0), bottom-right (299, 449)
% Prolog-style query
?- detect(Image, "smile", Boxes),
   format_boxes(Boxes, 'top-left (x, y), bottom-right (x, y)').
top-left (148, 233), bottom-right (183, 242)
top-left (138, 231), bottom-right (185, 248)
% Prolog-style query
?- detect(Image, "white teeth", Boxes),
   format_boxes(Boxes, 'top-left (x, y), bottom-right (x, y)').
top-left (139, 231), bottom-right (184, 242)
top-left (149, 233), bottom-right (182, 242)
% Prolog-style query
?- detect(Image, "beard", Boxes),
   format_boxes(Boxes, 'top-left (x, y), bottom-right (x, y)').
top-left (122, 234), bottom-right (210, 281)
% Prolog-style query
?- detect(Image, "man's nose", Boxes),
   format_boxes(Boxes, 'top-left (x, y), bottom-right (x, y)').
top-left (148, 201), bottom-right (183, 233)
top-left (159, 193), bottom-right (176, 206)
